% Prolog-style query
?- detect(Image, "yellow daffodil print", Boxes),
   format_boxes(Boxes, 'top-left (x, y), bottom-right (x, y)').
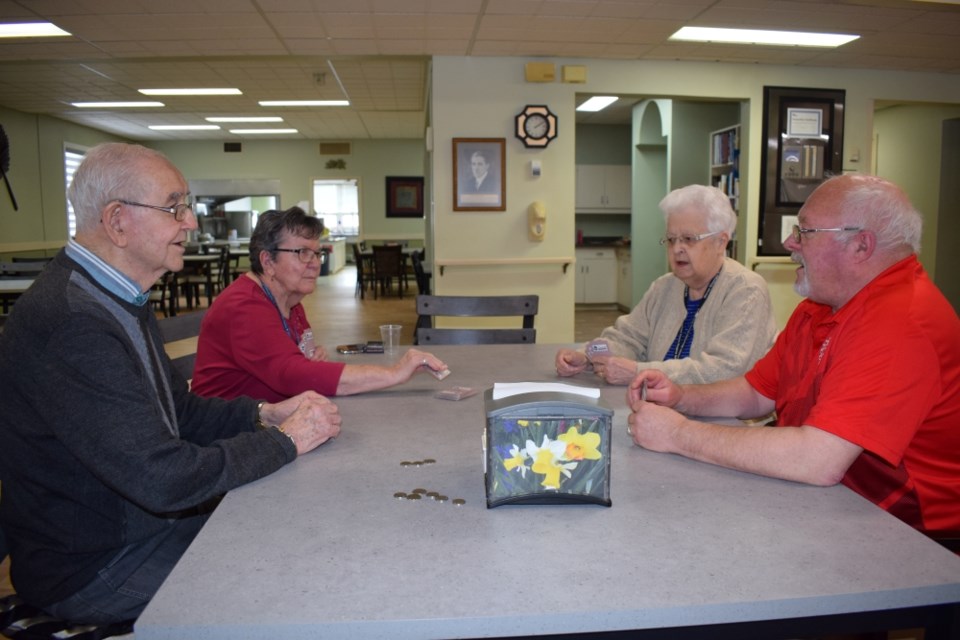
top-left (526, 435), bottom-right (578, 490)
top-left (503, 444), bottom-right (529, 477)
top-left (558, 426), bottom-right (602, 461)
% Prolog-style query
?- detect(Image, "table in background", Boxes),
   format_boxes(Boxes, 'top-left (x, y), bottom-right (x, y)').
top-left (137, 344), bottom-right (960, 640)
top-left (0, 278), bottom-right (34, 314)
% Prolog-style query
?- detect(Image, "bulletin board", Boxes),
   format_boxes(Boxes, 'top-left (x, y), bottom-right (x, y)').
top-left (757, 86), bottom-right (845, 256)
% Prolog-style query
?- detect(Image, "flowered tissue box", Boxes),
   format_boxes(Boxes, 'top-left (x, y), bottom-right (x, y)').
top-left (483, 388), bottom-right (612, 508)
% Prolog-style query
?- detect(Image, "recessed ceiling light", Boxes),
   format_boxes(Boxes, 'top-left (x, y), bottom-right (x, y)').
top-left (72, 102), bottom-right (165, 108)
top-left (139, 88), bottom-right (242, 96)
top-left (206, 116), bottom-right (284, 123)
top-left (148, 125), bottom-right (221, 131)
top-left (229, 129), bottom-right (299, 134)
top-left (670, 26), bottom-right (859, 47)
top-left (577, 96), bottom-right (619, 112)
top-left (258, 100), bottom-right (349, 107)
top-left (0, 22), bottom-right (71, 38)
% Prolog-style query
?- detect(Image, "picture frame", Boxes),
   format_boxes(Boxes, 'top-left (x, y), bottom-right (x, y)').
top-left (453, 138), bottom-right (506, 211)
top-left (385, 176), bottom-right (424, 218)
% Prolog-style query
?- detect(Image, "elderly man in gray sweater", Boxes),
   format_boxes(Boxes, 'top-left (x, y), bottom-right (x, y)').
top-left (557, 185), bottom-right (776, 385)
top-left (0, 143), bottom-right (341, 625)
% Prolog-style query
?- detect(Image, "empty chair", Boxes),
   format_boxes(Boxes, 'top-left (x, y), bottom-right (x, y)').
top-left (371, 244), bottom-right (405, 299)
top-left (158, 310), bottom-right (206, 381)
top-left (411, 250), bottom-right (431, 295)
top-left (414, 294), bottom-right (538, 345)
top-left (351, 242), bottom-right (368, 299)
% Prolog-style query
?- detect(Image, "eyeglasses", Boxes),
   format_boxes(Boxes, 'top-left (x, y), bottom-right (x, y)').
top-left (117, 197), bottom-right (194, 222)
top-left (790, 224), bottom-right (862, 244)
top-left (274, 247), bottom-right (322, 263)
top-left (659, 230), bottom-right (721, 246)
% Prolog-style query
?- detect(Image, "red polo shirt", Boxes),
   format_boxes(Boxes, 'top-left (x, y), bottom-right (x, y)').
top-left (746, 256), bottom-right (960, 534)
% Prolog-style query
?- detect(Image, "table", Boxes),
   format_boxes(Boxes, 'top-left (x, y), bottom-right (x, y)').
top-left (137, 344), bottom-right (960, 640)
top-left (171, 253), bottom-right (221, 312)
top-left (0, 278), bottom-right (34, 314)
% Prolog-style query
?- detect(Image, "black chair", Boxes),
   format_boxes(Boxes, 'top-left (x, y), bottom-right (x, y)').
top-left (411, 251), bottom-right (431, 295)
top-left (371, 245), bottom-right (404, 299)
top-left (351, 243), bottom-right (368, 299)
top-left (414, 294), bottom-right (538, 345)
top-left (158, 310), bottom-right (206, 380)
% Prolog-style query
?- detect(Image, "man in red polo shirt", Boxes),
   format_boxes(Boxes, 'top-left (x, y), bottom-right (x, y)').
top-left (627, 174), bottom-right (960, 537)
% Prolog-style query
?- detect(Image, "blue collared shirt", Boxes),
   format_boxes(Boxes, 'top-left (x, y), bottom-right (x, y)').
top-left (65, 239), bottom-right (151, 306)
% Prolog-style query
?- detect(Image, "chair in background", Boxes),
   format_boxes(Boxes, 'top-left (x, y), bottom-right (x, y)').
top-left (351, 243), bottom-right (368, 299)
top-left (158, 310), bottom-right (206, 380)
top-left (371, 244), bottom-right (405, 299)
top-left (414, 294), bottom-right (539, 345)
top-left (411, 250), bottom-right (431, 295)
top-left (149, 272), bottom-right (173, 317)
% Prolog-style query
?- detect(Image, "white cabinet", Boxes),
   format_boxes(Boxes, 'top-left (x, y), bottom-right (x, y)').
top-left (575, 165), bottom-right (631, 213)
top-left (616, 248), bottom-right (632, 310)
top-left (575, 248), bottom-right (617, 303)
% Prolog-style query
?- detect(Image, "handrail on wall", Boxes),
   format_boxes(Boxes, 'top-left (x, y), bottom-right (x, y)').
top-left (435, 257), bottom-right (574, 276)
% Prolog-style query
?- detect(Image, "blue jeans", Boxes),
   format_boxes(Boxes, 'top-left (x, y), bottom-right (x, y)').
top-left (43, 513), bottom-right (209, 624)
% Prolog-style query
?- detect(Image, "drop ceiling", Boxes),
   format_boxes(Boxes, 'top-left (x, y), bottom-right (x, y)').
top-left (0, 0), bottom-right (957, 141)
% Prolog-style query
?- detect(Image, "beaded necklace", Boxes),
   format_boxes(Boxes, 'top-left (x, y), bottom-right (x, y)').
top-left (664, 266), bottom-right (722, 361)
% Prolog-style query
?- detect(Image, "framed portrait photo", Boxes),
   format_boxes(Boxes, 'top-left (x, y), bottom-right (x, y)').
top-left (453, 138), bottom-right (505, 211)
top-left (385, 176), bottom-right (424, 218)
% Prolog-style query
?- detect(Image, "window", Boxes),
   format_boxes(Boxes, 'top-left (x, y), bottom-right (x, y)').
top-left (313, 178), bottom-right (359, 235)
top-left (64, 146), bottom-right (87, 237)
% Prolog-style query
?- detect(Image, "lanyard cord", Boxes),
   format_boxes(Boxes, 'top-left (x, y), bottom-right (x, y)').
top-left (665, 265), bottom-right (722, 361)
top-left (259, 277), bottom-right (299, 346)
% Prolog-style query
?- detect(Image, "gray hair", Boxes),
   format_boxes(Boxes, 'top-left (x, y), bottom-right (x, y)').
top-left (659, 184), bottom-right (737, 237)
top-left (68, 143), bottom-right (177, 234)
top-left (831, 175), bottom-right (922, 254)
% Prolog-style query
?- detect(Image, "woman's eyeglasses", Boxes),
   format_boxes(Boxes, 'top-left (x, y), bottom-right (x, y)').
top-left (659, 231), bottom-right (721, 246)
top-left (274, 247), bottom-right (322, 263)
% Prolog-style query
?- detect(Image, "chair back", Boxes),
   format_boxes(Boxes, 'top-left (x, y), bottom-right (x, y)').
top-left (0, 261), bottom-right (45, 278)
top-left (415, 294), bottom-right (538, 345)
top-left (158, 310), bottom-right (206, 380)
top-left (372, 245), bottom-right (403, 278)
top-left (411, 251), bottom-right (431, 295)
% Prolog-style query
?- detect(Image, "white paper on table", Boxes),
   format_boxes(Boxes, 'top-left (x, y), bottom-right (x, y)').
top-left (492, 382), bottom-right (601, 400)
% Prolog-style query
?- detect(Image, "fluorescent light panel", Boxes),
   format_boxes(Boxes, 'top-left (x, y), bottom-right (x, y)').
top-left (206, 116), bottom-right (283, 123)
top-left (0, 22), bottom-right (71, 38)
top-left (72, 101), bottom-right (165, 108)
top-left (670, 26), bottom-right (859, 47)
top-left (577, 96), bottom-right (618, 112)
top-left (258, 100), bottom-right (349, 107)
top-left (139, 88), bottom-right (242, 96)
top-left (148, 125), bottom-right (221, 131)
top-left (230, 129), bottom-right (299, 134)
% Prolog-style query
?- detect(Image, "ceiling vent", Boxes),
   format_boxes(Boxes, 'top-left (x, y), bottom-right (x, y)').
top-left (319, 142), bottom-right (351, 155)
top-left (223, 142), bottom-right (242, 153)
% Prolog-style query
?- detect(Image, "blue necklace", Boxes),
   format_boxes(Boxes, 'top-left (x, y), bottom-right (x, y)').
top-left (665, 266), bottom-right (722, 361)
top-left (258, 277), bottom-right (299, 346)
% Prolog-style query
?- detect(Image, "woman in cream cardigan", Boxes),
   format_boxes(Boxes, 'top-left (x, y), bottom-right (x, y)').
top-left (556, 184), bottom-right (776, 386)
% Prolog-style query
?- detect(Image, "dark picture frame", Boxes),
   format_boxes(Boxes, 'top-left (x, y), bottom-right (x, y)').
top-left (453, 138), bottom-right (506, 211)
top-left (385, 176), bottom-right (424, 218)
top-left (758, 86), bottom-right (846, 256)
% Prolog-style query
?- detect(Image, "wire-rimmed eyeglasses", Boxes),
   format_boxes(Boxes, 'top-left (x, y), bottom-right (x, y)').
top-left (659, 230), bottom-right (721, 246)
top-left (117, 197), bottom-right (195, 222)
top-left (274, 247), bottom-right (323, 263)
top-left (790, 224), bottom-right (862, 244)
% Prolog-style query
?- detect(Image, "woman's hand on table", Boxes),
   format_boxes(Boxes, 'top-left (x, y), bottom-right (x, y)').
top-left (395, 348), bottom-right (448, 381)
top-left (590, 355), bottom-right (638, 386)
top-left (555, 348), bottom-right (589, 377)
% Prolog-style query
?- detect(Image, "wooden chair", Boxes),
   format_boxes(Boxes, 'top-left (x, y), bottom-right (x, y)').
top-left (371, 244), bottom-right (404, 299)
top-left (158, 310), bottom-right (206, 381)
top-left (351, 243), bottom-right (368, 299)
top-left (414, 294), bottom-right (538, 345)
top-left (411, 250), bottom-right (431, 295)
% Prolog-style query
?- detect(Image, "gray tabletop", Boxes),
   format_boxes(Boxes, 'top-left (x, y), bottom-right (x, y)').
top-left (137, 344), bottom-right (960, 640)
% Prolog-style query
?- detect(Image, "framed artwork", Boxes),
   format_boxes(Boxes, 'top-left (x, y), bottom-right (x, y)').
top-left (385, 176), bottom-right (424, 218)
top-left (453, 138), bottom-right (506, 211)
top-left (757, 86), bottom-right (846, 256)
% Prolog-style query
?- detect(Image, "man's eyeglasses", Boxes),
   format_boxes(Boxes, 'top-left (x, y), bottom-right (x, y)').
top-left (790, 224), bottom-right (862, 244)
top-left (274, 247), bottom-right (323, 263)
top-left (659, 230), bottom-right (721, 246)
top-left (117, 197), bottom-right (195, 222)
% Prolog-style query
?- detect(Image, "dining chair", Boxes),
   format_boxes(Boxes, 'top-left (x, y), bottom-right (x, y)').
top-left (158, 309), bottom-right (206, 381)
top-left (414, 294), bottom-right (538, 345)
top-left (371, 244), bottom-right (405, 299)
top-left (411, 250), bottom-right (431, 295)
top-left (351, 243), bottom-right (368, 299)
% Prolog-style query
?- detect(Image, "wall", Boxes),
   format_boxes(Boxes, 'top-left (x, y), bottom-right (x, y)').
top-left (430, 56), bottom-right (960, 341)
top-left (575, 123), bottom-right (631, 240)
top-left (0, 106), bottom-right (127, 256)
top-left (152, 139), bottom-right (425, 242)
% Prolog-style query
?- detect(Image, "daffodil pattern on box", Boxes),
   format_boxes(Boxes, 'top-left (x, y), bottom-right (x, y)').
top-left (486, 415), bottom-right (611, 506)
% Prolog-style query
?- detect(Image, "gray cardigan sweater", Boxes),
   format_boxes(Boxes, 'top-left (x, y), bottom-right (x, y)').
top-left (0, 252), bottom-right (296, 606)
top-left (598, 257), bottom-right (777, 384)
